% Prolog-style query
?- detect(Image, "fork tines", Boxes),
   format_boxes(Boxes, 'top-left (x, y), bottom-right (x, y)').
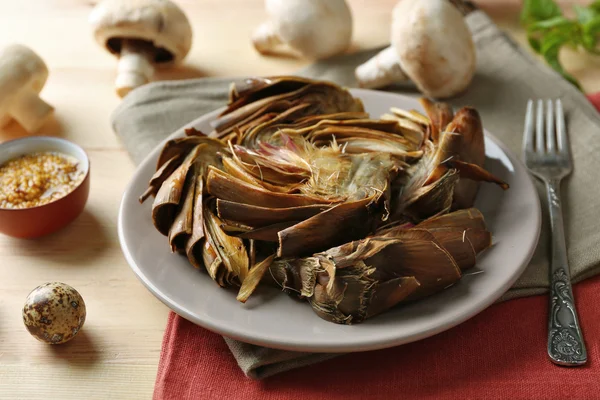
top-left (523, 99), bottom-right (569, 157)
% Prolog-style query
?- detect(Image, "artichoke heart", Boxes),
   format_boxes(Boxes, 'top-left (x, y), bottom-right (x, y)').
top-left (140, 76), bottom-right (508, 324)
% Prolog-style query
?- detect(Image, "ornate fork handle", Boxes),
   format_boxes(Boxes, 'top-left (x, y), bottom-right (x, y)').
top-left (546, 179), bottom-right (587, 366)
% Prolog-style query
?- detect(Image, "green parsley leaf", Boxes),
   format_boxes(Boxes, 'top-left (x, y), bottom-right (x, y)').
top-left (521, 0), bottom-right (562, 25)
top-left (521, 0), bottom-right (600, 89)
top-left (574, 5), bottom-right (596, 24)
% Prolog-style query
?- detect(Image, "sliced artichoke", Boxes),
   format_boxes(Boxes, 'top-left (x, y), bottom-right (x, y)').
top-left (151, 146), bottom-right (202, 236)
top-left (204, 205), bottom-right (250, 285)
top-left (168, 165), bottom-right (197, 253)
top-left (140, 77), bottom-right (508, 325)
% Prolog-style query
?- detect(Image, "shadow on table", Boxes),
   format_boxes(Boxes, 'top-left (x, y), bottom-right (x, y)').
top-left (9, 210), bottom-right (111, 266)
top-left (154, 64), bottom-right (208, 82)
top-left (47, 330), bottom-right (101, 367)
top-left (0, 114), bottom-right (63, 144)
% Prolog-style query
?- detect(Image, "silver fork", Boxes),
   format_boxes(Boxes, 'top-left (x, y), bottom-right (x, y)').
top-left (523, 99), bottom-right (587, 366)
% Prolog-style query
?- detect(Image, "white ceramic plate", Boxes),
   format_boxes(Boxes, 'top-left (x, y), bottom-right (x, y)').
top-left (118, 89), bottom-right (541, 353)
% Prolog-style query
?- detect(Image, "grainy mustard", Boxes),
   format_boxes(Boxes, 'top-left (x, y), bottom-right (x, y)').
top-left (0, 152), bottom-right (85, 209)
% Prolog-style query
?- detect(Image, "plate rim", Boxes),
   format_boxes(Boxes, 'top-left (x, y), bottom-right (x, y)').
top-left (118, 89), bottom-right (542, 352)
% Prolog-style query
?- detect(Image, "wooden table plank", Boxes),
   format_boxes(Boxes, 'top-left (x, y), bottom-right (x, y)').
top-left (0, 1), bottom-right (598, 399)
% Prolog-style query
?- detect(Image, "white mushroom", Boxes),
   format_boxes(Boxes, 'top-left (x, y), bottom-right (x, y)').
top-left (90, 0), bottom-right (193, 97)
top-left (0, 44), bottom-right (54, 133)
top-left (355, 0), bottom-right (476, 99)
top-left (252, 0), bottom-right (353, 60)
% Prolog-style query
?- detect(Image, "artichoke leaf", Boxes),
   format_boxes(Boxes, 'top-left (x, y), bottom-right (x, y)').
top-left (185, 170), bottom-right (206, 269)
top-left (449, 160), bottom-right (509, 190)
top-left (213, 89), bottom-right (305, 133)
top-left (417, 208), bottom-right (492, 270)
top-left (140, 155), bottom-right (182, 203)
top-left (270, 257), bottom-right (325, 298)
top-left (249, 239), bottom-right (256, 267)
top-left (215, 80), bottom-right (362, 134)
top-left (375, 209), bottom-right (492, 271)
top-left (202, 236), bottom-right (227, 287)
top-left (428, 228), bottom-right (490, 271)
top-left (419, 98), bottom-right (454, 143)
top-left (331, 137), bottom-right (422, 159)
top-left (237, 255), bottom-right (276, 303)
top-left (309, 260), bottom-right (421, 324)
top-left (221, 156), bottom-right (302, 193)
top-left (396, 169), bottom-right (460, 222)
top-left (293, 112), bottom-right (370, 125)
top-left (231, 221), bottom-right (300, 242)
top-left (309, 126), bottom-right (415, 147)
top-left (230, 142), bottom-right (311, 184)
top-left (361, 235), bottom-right (462, 300)
top-left (445, 107), bottom-right (488, 208)
top-left (184, 127), bottom-right (209, 137)
top-left (217, 199), bottom-right (330, 227)
top-left (237, 102), bottom-right (314, 146)
top-left (204, 207), bottom-right (250, 284)
top-left (244, 113), bottom-right (373, 148)
top-left (423, 131), bottom-right (463, 186)
top-left (418, 208), bottom-right (486, 230)
top-left (156, 136), bottom-right (223, 170)
top-left (381, 112), bottom-right (426, 147)
top-left (389, 107), bottom-right (431, 126)
top-left (215, 100), bottom-right (309, 139)
top-left (445, 107), bottom-right (485, 168)
top-left (227, 77), bottom-right (363, 114)
top-left (168, 165), bottom-right (197, 253)
top-left (365, 277), bottom-right (421, 319)
top-left (221, 76), bottom-right (315, 115)
top-left (151, 145), bottom-right (202, 236)
top-left (277, 196), bottom-right (380, 258)
top-left (206, 167), bottom-right (335, 208)
top-left (299, 232), bottom-right (460, 323)
top-left (309, 263), bottom-right (372, 325)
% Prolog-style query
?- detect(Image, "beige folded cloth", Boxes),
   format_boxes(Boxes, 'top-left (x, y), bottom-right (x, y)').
top-left (112, 10), bottom-right (600, 379)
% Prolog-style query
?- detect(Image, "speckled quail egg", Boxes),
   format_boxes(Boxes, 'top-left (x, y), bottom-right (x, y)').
top-left (22, 282), bottom-right (86, 344)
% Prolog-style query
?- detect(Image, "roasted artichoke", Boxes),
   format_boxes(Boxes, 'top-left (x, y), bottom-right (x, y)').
top-left (140, 76), bottom-right (508, 325)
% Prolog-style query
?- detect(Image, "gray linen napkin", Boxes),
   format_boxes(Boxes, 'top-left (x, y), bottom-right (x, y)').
top-left (112, 10), bottom-right (600, 379)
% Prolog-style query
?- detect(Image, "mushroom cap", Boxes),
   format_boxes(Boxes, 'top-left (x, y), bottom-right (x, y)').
top-left (0, 44), bottom-right (48, 106)
top-left (391, 0), bottom-right (475, 99)
top-left (89, 0), bottom-right (193, 64)
top-left (265, 0), bottom-right (352, 59)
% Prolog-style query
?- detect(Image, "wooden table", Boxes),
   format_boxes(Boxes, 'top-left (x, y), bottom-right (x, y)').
top-left (0, 1), bottom-right (598, 398)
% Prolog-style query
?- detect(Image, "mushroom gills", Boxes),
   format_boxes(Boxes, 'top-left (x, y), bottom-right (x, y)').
top-left (89, 0), bottom-right (193, 97)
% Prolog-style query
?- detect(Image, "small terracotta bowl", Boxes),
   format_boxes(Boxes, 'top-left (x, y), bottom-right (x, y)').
top-left (0, 137), bottom-right (90, 238)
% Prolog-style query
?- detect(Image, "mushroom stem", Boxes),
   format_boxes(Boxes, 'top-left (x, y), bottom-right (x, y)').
top-left (355, 46), bottom-right (408, 89)
top-left (252, 21), bottom-right (283, 54)
top-left (115, 39), bottom-right (155, 97)
top-left (9, 89), bottom-right (54, 132)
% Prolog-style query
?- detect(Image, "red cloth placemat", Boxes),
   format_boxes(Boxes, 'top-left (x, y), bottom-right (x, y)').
top-left (589, 92), bottom-right (600, 110)
top-left (153, 95), bottom-right (600, 400)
